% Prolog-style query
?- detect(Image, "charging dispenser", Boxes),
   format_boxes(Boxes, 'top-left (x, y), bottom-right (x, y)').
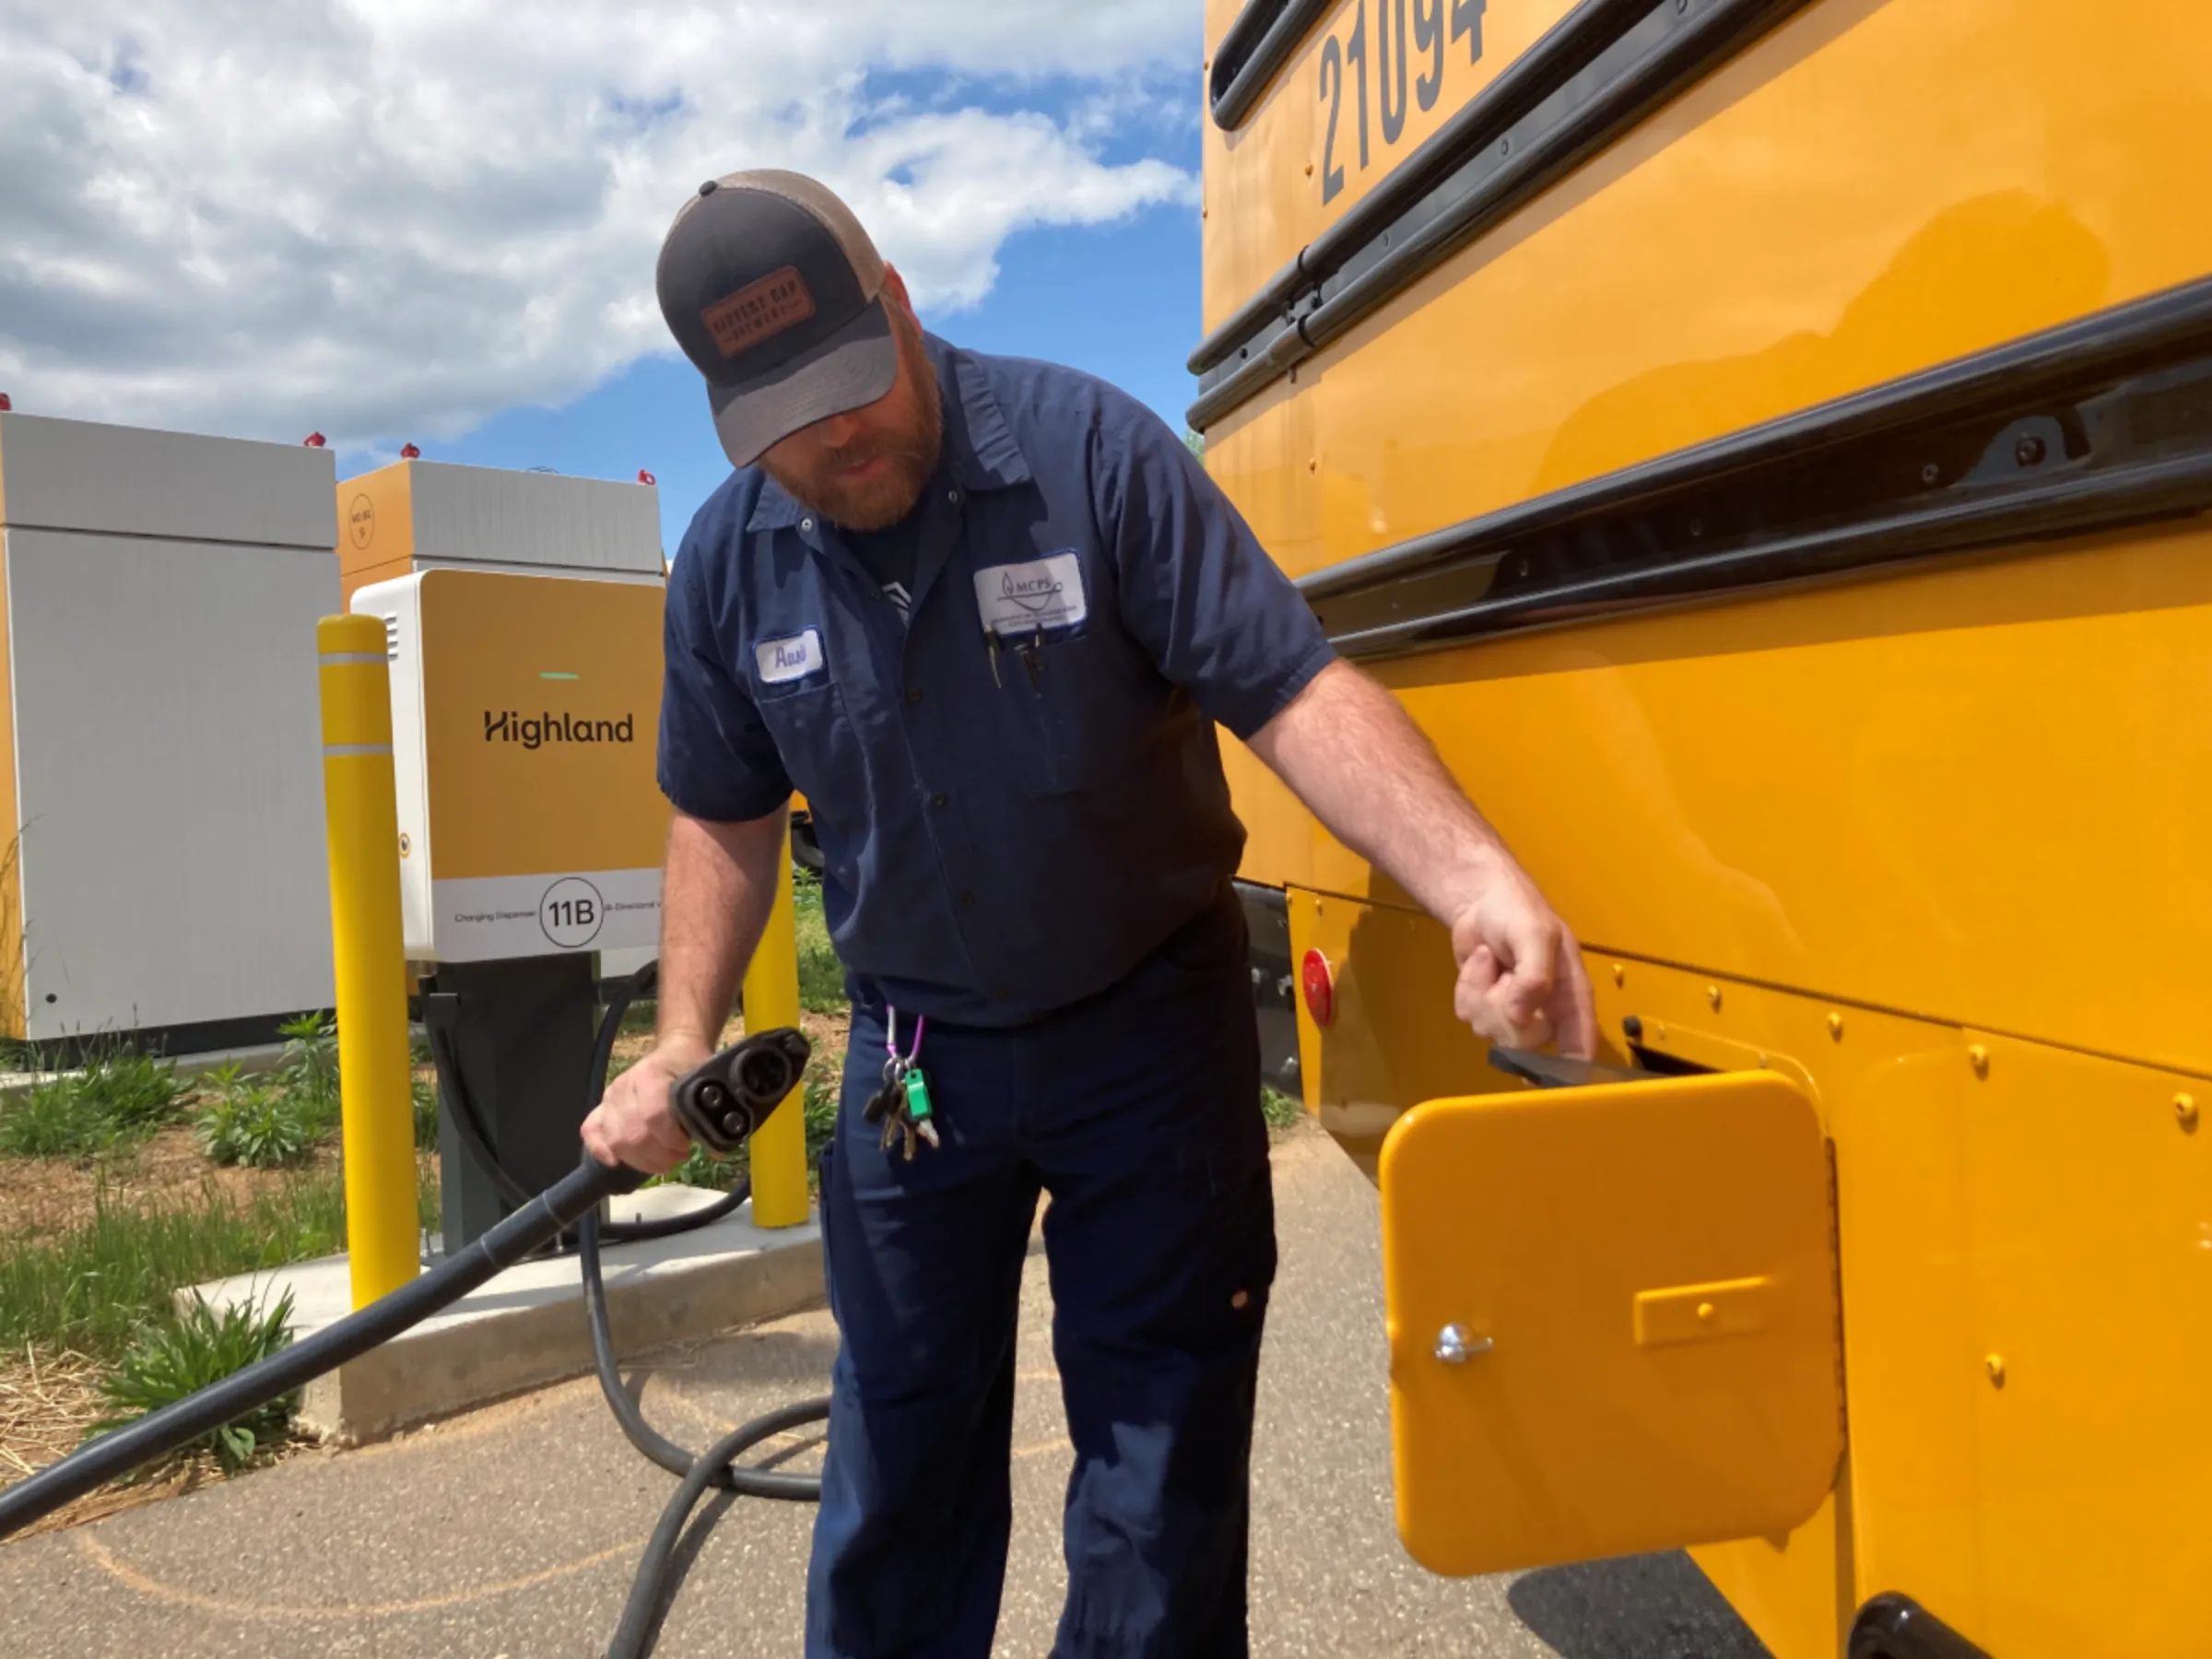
top-left (345, 459), bottom-right (668, 1252)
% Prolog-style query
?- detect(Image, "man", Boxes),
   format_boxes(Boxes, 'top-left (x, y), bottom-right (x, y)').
top-left (584, 171), bottom-right (1596, 1657)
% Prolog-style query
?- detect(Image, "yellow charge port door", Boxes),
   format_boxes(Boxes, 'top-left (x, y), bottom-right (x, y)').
top-left (1380, 1065), bottom-right (1842, 1577)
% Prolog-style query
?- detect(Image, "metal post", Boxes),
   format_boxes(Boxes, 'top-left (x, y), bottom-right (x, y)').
top-left (317, 615), bottom-right (419, 1307)
top-left (742, 822), bottom-right (810, 1227)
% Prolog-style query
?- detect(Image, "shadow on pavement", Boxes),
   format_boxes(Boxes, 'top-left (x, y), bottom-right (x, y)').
top-left (1507, 1552), bottom-right (1772, 1658)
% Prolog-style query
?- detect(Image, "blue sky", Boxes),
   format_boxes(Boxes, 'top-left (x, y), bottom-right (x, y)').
top-left (375, 198), bottom-right (1206, 558)
top-left (4, 1), bottom-right (1207, 514)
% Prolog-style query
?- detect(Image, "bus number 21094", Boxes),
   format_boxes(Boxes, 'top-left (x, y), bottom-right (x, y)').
top-left (1319, 0), bottom-right (1487, 204)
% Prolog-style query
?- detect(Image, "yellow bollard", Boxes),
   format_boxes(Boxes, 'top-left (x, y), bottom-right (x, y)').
top-left (317, 616), bottom-right (420, 1307)
top-left (742, 821), bottom-right (810, 1228)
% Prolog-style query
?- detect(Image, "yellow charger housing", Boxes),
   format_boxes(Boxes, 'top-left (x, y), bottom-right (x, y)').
top-left (354, 567), bottom-right (668, 962)
top-left (340, 458), bottom-right (669, 964)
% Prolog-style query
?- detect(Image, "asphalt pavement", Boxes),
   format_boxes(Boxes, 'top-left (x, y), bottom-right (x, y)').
top-left (0, 1123), bottom-right (1769, 1657)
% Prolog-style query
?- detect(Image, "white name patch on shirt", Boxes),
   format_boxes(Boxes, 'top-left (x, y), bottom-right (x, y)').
top-left (755, 629), bottom-right (825, 685)
top-left (973, 551), bottom-right (1088, 637)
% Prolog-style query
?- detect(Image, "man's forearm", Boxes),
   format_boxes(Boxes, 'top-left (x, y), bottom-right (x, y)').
top-left (655, 806), bottom-right (790, 1051)
top-left (1245, 659), bottom-right (1510, 926)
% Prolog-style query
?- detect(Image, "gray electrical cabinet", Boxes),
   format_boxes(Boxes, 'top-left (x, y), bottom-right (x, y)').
top-left (0, 411), bottom-right (340, 1049)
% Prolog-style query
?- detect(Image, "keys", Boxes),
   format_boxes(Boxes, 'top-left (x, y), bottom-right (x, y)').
top-left (876, 1006), bottom-right (938, 1161)
top-left (867, 1056), bottom-right (940, 1161)
top-left (864, 1059), bottom-right (901, 1127)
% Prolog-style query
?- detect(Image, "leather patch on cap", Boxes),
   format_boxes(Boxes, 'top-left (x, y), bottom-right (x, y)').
top-left (703, 266), bottom-right (817, 359)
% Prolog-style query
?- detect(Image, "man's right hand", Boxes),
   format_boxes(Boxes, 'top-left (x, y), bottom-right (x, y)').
top-left (582, 1035), bottom-right (712, 1175)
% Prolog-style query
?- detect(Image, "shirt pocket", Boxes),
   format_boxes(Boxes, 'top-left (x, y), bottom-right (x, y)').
top-left (750, 673), bottom-right (871, 846)
top-left (988, 625), bottom-right (1152, 797)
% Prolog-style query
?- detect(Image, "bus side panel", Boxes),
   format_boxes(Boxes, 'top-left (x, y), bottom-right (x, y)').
top-left (1205, 0), bottom-right (2212, 580)
top-left (1246, 524), bottom-right (2212, 1088)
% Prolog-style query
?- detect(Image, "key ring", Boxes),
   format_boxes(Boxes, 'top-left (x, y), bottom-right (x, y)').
top-left (886, 1006), bottom-right (926, 1071)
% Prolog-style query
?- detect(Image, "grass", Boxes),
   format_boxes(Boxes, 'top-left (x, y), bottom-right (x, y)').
top-left (410, 1030), bottom-right (441, 1151)
top-left (0, 1163), bottom-right (440, 1364)
top-left (88, 1291), bottom-right (298, 1475)
top-left (0, 1012), bottom-right (341, 1166)
top-left (792, 866), bottom-right (847, 1015)
top-left (0, 1045), bottom-right (188, 1159)
top-left (1261, 1086), bottom-right (1304, 1131)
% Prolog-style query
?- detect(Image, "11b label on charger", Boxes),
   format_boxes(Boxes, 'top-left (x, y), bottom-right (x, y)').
top-left (431, 869), bottom-right (659, 960)
top-left (539, 877), bottom-right (606, 948)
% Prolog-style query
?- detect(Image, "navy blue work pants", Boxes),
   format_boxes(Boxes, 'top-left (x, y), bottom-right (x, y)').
top-left (805, 892), bottom-right (1276, 1658)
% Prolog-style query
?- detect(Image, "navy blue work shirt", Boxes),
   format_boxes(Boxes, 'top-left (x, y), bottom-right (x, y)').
top-left (657, 334), bottom-right (1335, 1027)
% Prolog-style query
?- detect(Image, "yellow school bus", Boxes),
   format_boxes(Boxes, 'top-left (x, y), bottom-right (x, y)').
top-left (1196, 2), bottom-right (2212, 1654)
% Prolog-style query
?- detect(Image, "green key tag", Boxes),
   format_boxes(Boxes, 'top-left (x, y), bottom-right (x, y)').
top-left (902, 1066), bottom-right (935, 1124)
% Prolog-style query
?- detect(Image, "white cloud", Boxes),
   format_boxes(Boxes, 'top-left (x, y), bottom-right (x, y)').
top-left (0, 1), bottom-right (1199, 448)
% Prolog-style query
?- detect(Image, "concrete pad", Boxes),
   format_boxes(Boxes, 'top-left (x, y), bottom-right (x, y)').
top-left (180, 1184), bottom-right (824, 1444)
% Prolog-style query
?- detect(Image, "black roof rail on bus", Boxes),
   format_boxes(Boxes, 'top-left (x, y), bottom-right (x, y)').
top-left (1187, 0), bottom-right (1809, 430)
top-left (1210, 0), bottom-right (1337, 132)
top-left (1297, 276), bottom-right (2212, 659)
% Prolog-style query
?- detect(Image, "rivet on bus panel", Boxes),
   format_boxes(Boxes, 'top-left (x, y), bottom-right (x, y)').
top-left (1828, 1012), bottom-right (1844, 1041)
top-left (1611, 963), bottom-right (1625, 987)
top-left (1985, 1354), bottom-right (2006, 1387)
top-left (2177, 1093), bottom-right (2199, 1132)
top-left (1969, 1045), bottom-right (1991, 1077)
top-left (1706, 984), bottom-right (1722, 1011)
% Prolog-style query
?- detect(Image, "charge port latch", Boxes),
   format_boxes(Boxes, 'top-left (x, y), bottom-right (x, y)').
top-left (671, 1029), bottom-right (813, 1154)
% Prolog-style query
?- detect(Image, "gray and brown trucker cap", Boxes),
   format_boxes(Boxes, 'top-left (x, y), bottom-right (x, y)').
top-left (656, 171), bottom-right (897, 468)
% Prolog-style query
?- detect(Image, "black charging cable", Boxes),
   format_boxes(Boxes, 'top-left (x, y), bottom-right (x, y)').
top-left (570, 965), bottom-right (830, 1658)
top-left (0, 965), bottom-right (832, 1659)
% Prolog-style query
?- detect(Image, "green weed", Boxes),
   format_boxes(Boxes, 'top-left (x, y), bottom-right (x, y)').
top-left (802, 1069), bottom-right (838, 1162)
top-left (1261, 1086), bottom-right (1304, 1131)
top-left (658, 1141), bottom-right (745, 1191)
top-left (412, 1073), bottom-right (441, 1150)
top-left (0, 1044), bottom-right (186, 1158)
top-left (410, 1029), bottom-right (441, 1151)
top-left (87, 1291), bottom-right (299, 1475)
top-left (416, 1159), bottom-right (441, 1234)
top-left (276, 1013), bottom-right (340, 1135)
top-left (195, 1071), bottom-right (321, 1170)
top-left (0, 1083), bottom-right (119, 1159)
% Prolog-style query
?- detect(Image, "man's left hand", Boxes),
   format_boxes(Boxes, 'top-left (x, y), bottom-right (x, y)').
top-left (1449, 869), bottom-right (1597, 1058)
